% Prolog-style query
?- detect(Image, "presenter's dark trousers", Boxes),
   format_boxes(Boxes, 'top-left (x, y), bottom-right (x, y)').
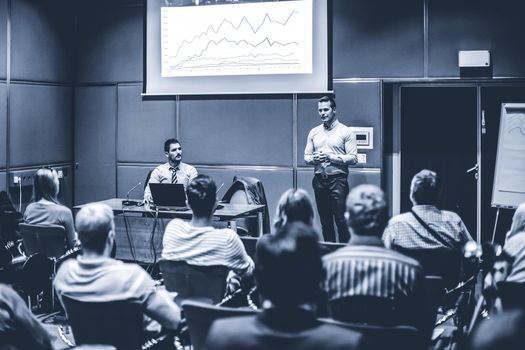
top-left (312, 173), bottom-right (350, 243)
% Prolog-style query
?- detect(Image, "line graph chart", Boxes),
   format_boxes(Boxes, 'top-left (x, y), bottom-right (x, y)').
top-left (161, 0), bottom-right (312, 77)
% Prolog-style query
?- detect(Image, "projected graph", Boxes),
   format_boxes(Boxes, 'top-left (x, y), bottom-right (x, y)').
top-left (161, 0), bottom-right (312, 77)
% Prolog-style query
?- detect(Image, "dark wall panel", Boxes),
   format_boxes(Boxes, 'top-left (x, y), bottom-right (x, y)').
top-left (117, 85), bottom-right (176, 163)
top-left (117, 165), bottom-right (153, 199)
top-left (428, 0), bottom-right (525, 77)
top-left (75, 86), bottom-right (117, 204)
top-left (0, 171), bottom-right (5, 192)
top-left (298, 82), bottom-right (381, 168)
top-left (333, 0), bottom-right (424, 78)
top-left (196, 167), bottom-right (293, 231)
top-left (9, 84), bottom-right (72, 167)
top-left (11, 0), bottom-right (73, 83)
top-left (180, 98), bottom-right (293, 166)
top-left (297, 168), bottom-right (381, 239)
top-left (0, 0), bottom-right (6, 80)
top-left (0, 83), bottom-right (6, 169)
top-left (76, 1), bottom-right (142, 83)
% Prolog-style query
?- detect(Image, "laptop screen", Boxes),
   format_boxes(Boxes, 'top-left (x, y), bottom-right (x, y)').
top-left (149, 183), bottom-right (187, 207)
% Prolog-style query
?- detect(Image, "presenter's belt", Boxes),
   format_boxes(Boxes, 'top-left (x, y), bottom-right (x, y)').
top-left (315, 173), bottom-right (347, 180)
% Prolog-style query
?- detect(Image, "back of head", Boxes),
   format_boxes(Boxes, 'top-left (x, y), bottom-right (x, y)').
top-left (255, 222), bottom-right (324, 307)
top-left (410, 169), bottom-right (440, 206)
top-left (273, 188), bottom-right (314, 230)
top-left (186, 175), bottom-right (216, 217)
top-left (509, 203), bottom-right (525, 238)
top-left (33, 168), bottom-right (59, 203)
top-left (76, 203), bottom-right (114, 254)
top-left (346, 184), bottom-right (388, 237)
top-left (469, 309), bottom-right (525, 350)
top-left (164, 138), bottom-right (180, 152)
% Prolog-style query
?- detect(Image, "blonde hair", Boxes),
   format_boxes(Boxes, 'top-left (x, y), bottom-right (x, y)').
top-left (33, 168), bottom-right (59, 204)
top-left (273, 188), bottom-right (314, 231)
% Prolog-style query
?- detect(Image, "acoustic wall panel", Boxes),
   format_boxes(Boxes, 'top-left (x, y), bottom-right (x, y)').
top-left (76, 0), bottom-right (142, 83)
top-left (117, 165), bottom-right (153, 200)
top-left (0, 171), bottom-right (5, 192)
top-left (10, 0), bottom-right (74, 83)
top-left (333, 0), bottom-right (423, 78)
top-left (0, 83), bottom-right (6, 169)
top-left (428, 0), bottom-right (525, 77)
top-left (297, 82), bottom-right (381, 168)
top-left (74, 86), bottom-right (117, 205)
top-left (297, 168), bottom-right (381, 240)
top-left (0, 0), bottom-right (6, 80)
top-left (180, 97), bottom-right (293, 166)
top-left (196, 167), bottom-right (294, 233)
top-left (117, 85), bottom-right (176, 163)
top-left (9, 84), bottom-right (73, 167)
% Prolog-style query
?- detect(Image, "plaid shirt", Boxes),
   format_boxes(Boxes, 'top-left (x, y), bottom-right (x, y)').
top-left (383, 205), bottom-right (473, 250)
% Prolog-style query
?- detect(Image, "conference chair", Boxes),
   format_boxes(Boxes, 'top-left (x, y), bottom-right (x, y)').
top-left (182, 300), bottom-right (259, 350)
top-left (328, 295), bottom-right (402, 326)
top-left (18, 223), bottom-right (68, 258)
top-left (497, 281), bottom-right (525, 310)
top-left (159, 259), bottom-right (228, 305)
top-left (61, 296), bottom-right (144, 350)
top-left (320, 317), bottom-right (424, 350)
top-left (18, 252), bottom-right (54, 309)
top-left (222, 176), bottom-right (271, 235)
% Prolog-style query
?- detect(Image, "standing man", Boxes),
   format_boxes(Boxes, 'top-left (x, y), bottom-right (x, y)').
top-left (144, 138), bottom-right (198, 202)
top-left (304, 96), bottom-right (357, 243)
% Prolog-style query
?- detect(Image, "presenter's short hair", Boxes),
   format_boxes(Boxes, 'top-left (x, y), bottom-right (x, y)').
top-left (186, 175), bottom-right (216, 217)
top-left (318, 95), bottom-right (336, 109)
top-left (76, 203), bottom-right (114, 253)
top-left (164, 138), bottom-right (180, 152)
top-left (346, 184), bottom-right (388, 237)
top-left (255, 222), bottom-right (324, 306)
top-left (410, 169), bottom-right (441, 205)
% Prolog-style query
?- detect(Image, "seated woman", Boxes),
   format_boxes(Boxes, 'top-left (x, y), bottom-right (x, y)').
top-left (502, 203), bottom-right (525, 282)
top-left (273, 188), bottom-right (315, 232)
top-left (24, 168), bottom-right (77, 249)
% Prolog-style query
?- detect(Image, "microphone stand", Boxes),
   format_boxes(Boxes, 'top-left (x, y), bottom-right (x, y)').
top-left (122, 181), bottom-right (142, 206)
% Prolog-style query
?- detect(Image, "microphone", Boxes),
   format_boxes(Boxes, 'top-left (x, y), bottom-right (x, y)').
top-left (122, 181), bottom-right (142, 206)
top-left (216, 183), bottom-right (224, 195)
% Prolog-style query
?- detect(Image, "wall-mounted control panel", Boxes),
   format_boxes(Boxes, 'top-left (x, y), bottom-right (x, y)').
top-left (349, 127), bottom-right (374, 150)
top-left (9, 167), bottom-right (69, 187)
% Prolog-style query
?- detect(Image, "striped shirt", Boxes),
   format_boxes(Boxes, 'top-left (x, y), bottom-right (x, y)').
top-left (162, 219), bottom-right (254, 276)
top-left (323, 236), bottom-right (423, 301)
top-left (144, 162), bottom-right (198, 200)
top-left (383, 205), bottom-right (473, 250)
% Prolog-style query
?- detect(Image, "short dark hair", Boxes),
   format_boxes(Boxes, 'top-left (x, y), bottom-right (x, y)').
top-left (318, 95), bottom-right (336, 109)
top-left (410, 169), bottom-right (440, 205)
top-left (76, 203), bottom-right (114, 254)
top-left (346, 184), bottom-right (388, 237)
top-left (164, 138), bottom-right (180, 153)
top-left (186, 175), bottom-right (216, 217)
top-left (33, 168), bottom-right (59, 204)
top-left (255, 222), bottom-right (324, 306)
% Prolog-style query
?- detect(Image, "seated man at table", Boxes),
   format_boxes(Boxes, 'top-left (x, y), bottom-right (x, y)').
top-left (162, 175), bottom-right (254, 280)
top-left (54, 203), bottom-right (181, 331)
top-left (205, 222), bottom-right (363, 350)
top-left (144, 138), bottom-right (198, 203)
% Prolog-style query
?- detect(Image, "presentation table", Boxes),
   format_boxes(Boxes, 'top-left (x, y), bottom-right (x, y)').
top-left (73, 198), bottom-right (265, 263)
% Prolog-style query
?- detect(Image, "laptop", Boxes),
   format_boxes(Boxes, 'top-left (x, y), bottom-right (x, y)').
top-left (149, 183), bottom-right (188, 211)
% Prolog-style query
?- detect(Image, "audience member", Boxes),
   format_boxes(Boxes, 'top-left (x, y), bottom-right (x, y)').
top-left (54, 203), bottom-right (181, 331)
top-left (273, 188), bottom-right (315, 231)
top-left (469, 309), bottom-right (525, 350)
top-left (205, 222), bottom-right (363, 350)
top-left (24, 168), bottom-right (77, 249)
top-left (162, 175), bottom-right (254, 278)
top-left (502, 203), bottom-right (525, 282)
top-left (383, 169), bottom-right (473, 251)
top-left (0, 283), bottom-right (54, 350)
top-left (323, 184), bottom-right (426, 327)
top-left (144, 138), bottom-right (198, 202)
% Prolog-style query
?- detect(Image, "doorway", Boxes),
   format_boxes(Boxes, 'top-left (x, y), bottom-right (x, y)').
top-left (395, 86), bottom-right (479, 239)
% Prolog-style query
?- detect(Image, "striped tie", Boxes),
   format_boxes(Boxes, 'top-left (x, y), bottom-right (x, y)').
top-left (170, 167), bottom-right (178, 184)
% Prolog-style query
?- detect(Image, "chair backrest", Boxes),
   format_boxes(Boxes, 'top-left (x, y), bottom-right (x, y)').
top-left (20, 253), bottom-right (54, 296)
top-left (61, 296), bottom-right (144, 350)
top-left (18, 223), bottom-right (67, 258)
top-left (319, 318), bottom-right (423, 350)
top-left (395, 247), bottom-right (462, 287)
top-left (329, 295), bottom-right (402, 326)
top-left (497, 281), bottom-right (525, 310)
top-left (159, 260), bottom-right (228, 304)
top-left (182, 300), bottom-right (259, 350)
